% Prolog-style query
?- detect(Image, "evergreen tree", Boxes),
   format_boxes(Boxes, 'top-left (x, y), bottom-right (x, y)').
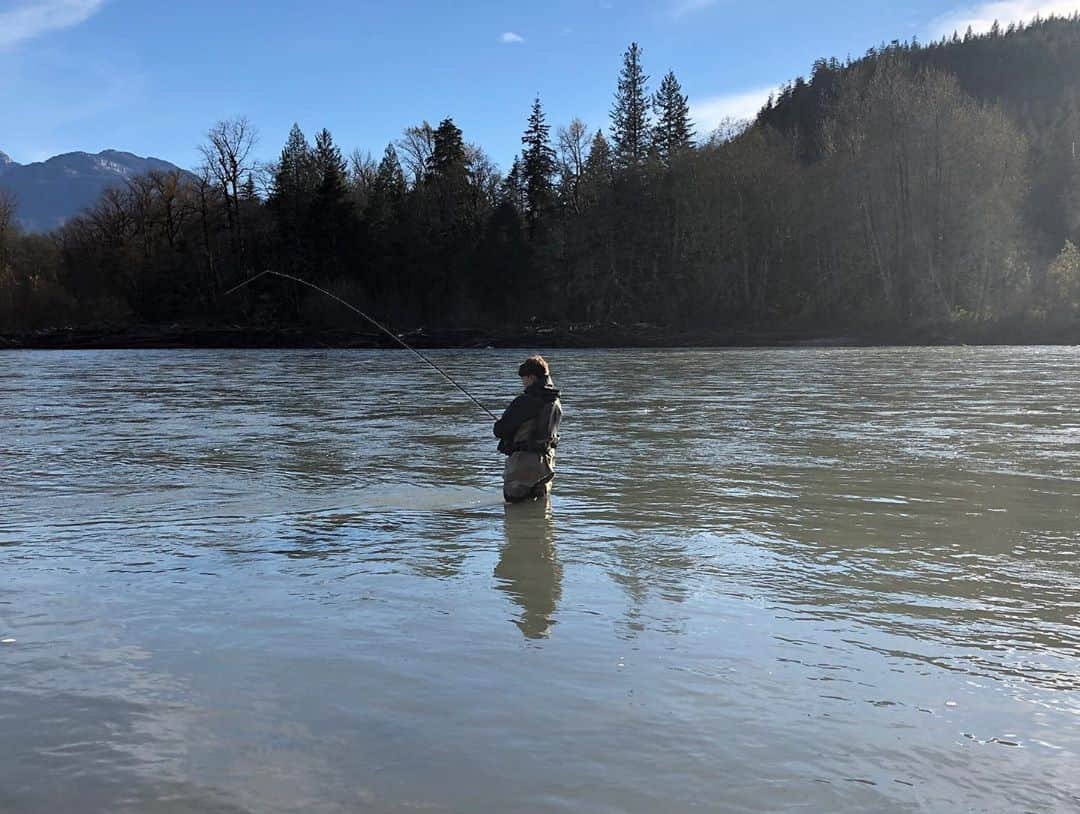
top-left (310, 128), bottom-right (353, 275)
top-left (652, 70), bottom-right (695, 163)
top-left (426, 118), bottom-right (468, 184)
top-left (269, 123), bottom-right (316, 274)
top-left (500, 155), bottom-right (528, 212)
top-left (415, 118), bottom-right (473, 320)
top-left (313, 128), bottom-right (349, 204)
top-left (610, 42), bottom-right (651, 168)
top-left (373, 144), bottom-right (405, 200)
top-left (364, 143), bottom-right (406, 301)
top-left (270, 125), bottom-right (314, 205)
top-left (583, 131), bottom-right (614, 196)
top-left (366, 143), bottom-right (405, 231)
top-left (240, 174), bottom-right (258, 202)
top-left (521, 96), bottom-right (557, 231)
top-left (422, 118), bottom-right (473, 243)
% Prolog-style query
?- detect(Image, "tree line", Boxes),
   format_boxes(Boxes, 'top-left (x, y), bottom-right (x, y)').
top-left (2, 16), bottom-right (1080, 337)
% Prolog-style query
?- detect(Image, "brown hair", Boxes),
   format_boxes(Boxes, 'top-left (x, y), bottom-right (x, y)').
top-left (518, 355), bottom-right (549, 378)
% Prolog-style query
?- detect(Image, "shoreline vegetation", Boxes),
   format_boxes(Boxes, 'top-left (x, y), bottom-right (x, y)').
top-left (2, 20), bottom-right (1080, 343)
top-left (3, 316), bottom-right (1077, 350)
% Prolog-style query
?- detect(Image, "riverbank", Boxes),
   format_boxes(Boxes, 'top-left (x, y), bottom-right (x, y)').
top-left (1, 317), bottom-right (1077, 350)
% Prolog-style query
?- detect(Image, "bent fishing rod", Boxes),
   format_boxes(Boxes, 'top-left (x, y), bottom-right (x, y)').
top-left (224, 270), bottom-right (498, 422)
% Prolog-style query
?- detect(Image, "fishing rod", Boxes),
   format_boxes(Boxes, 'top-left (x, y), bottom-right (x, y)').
top-left (224, 270), bottom-right (498, 422)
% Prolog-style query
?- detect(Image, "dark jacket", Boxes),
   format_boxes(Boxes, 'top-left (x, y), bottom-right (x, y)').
top-left (494, 377), bottom-right (562, 456)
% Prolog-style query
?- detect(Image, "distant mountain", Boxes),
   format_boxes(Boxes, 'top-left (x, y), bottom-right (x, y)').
top-left (0, 149), bottom-right (187, 233)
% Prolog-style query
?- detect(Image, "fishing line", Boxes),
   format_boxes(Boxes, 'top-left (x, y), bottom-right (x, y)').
top-left (224, 270), bottom-right (498, 421)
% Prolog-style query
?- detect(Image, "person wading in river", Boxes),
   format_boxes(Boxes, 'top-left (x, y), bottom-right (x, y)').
top-left (494, 355), bottom-right (562, 503)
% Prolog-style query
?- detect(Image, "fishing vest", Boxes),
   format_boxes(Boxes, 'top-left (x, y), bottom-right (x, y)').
top-left (504, 400), bottom-right (561, 502)
top-left (511, 399), bottom-right (562, 455)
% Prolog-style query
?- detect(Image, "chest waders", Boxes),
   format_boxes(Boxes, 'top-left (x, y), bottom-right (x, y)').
top-left (503, 400), bottom-right (561, 503)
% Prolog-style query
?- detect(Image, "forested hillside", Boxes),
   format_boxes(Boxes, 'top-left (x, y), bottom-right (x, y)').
top-left (2, 16), bottom-right (1079, 342)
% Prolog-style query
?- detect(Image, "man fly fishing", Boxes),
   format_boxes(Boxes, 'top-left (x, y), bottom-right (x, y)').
top-left (494, 355), bottom-right (562, 503)
top-left (227, 275), bottom-right (563, 502)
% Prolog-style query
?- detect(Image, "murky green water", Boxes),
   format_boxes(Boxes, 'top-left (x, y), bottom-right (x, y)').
top-left (1, 347), bottom-right (1078, 813)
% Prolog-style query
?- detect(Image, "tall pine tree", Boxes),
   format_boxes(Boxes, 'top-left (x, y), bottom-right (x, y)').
top-left (373, 144), bottom-right (405, 200)
top-left (521, 96), bottom-right (557, 232)
top-left (270, 124), bottom-right (316, 215)
top-left (418, 118), bottom-right (473, 318)
top-left (610, 42), bottom-right (651, 169)
top-left (583, 131), bottom-right (614, 200)
top-left (313, 128), bottom-right (349, 203)
top-left (421, 118), bottom-right (472, 246)
top-left (310, 128), bottom-right (353, 276)
top-left (501, 155), bottom-right (528, 213)
top-left (269, 123), bottom-right (316, 275)
top-left (652, 70), bottom-right (694, 163)
top-left (366, 143), bottom-right (405, 235)
top-left (426, 118), bottom-right (468, 184)
top-left (363, 143), bottom-right (406, 299)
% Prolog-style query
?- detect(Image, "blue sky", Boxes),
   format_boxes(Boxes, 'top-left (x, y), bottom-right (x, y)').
top-left (2, 0), bottom-right (1078, 172)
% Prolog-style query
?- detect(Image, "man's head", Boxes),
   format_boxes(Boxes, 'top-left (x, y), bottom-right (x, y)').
top-left (518, 355), bottom-right (549, 389)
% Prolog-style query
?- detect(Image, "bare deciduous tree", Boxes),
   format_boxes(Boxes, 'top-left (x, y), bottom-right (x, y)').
top-left (397, 122), bottom-right (435, 187)
top-left (557, 118), bottom-right (590, 214)
top-left (349, 149), bottom-right (378, 210)
top-left (465, 144), bottom-right (501, 214)
top-left (199, 117), bottom-right (258, 274)
top-left (707, 117), bottom-right (752, 145)
top-left (148, 170), bottom-right (193, 248)
top-left (89, 186), bottom-right (135, 249)
top-left (194, 164), bottom-right (222, 300)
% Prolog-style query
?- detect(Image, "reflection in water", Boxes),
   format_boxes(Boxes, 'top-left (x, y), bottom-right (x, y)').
top-left (495, 500), bottom-right (562, 639)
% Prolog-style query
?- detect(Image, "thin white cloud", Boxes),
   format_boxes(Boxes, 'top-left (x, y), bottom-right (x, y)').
top-left (692, 85), bottom-right (778, 134)
top-left (500, 31), bottom-right (525, 44)
top-left (672, 0), bottom-right (717, 17)
top-left (930, 1), bottom-right (1080, 37)
top-left (0, 0), bottom-right (106, 48)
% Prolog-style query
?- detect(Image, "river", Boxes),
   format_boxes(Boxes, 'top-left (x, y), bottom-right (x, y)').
top-left (1, 347), bottom-right (1078, 813)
